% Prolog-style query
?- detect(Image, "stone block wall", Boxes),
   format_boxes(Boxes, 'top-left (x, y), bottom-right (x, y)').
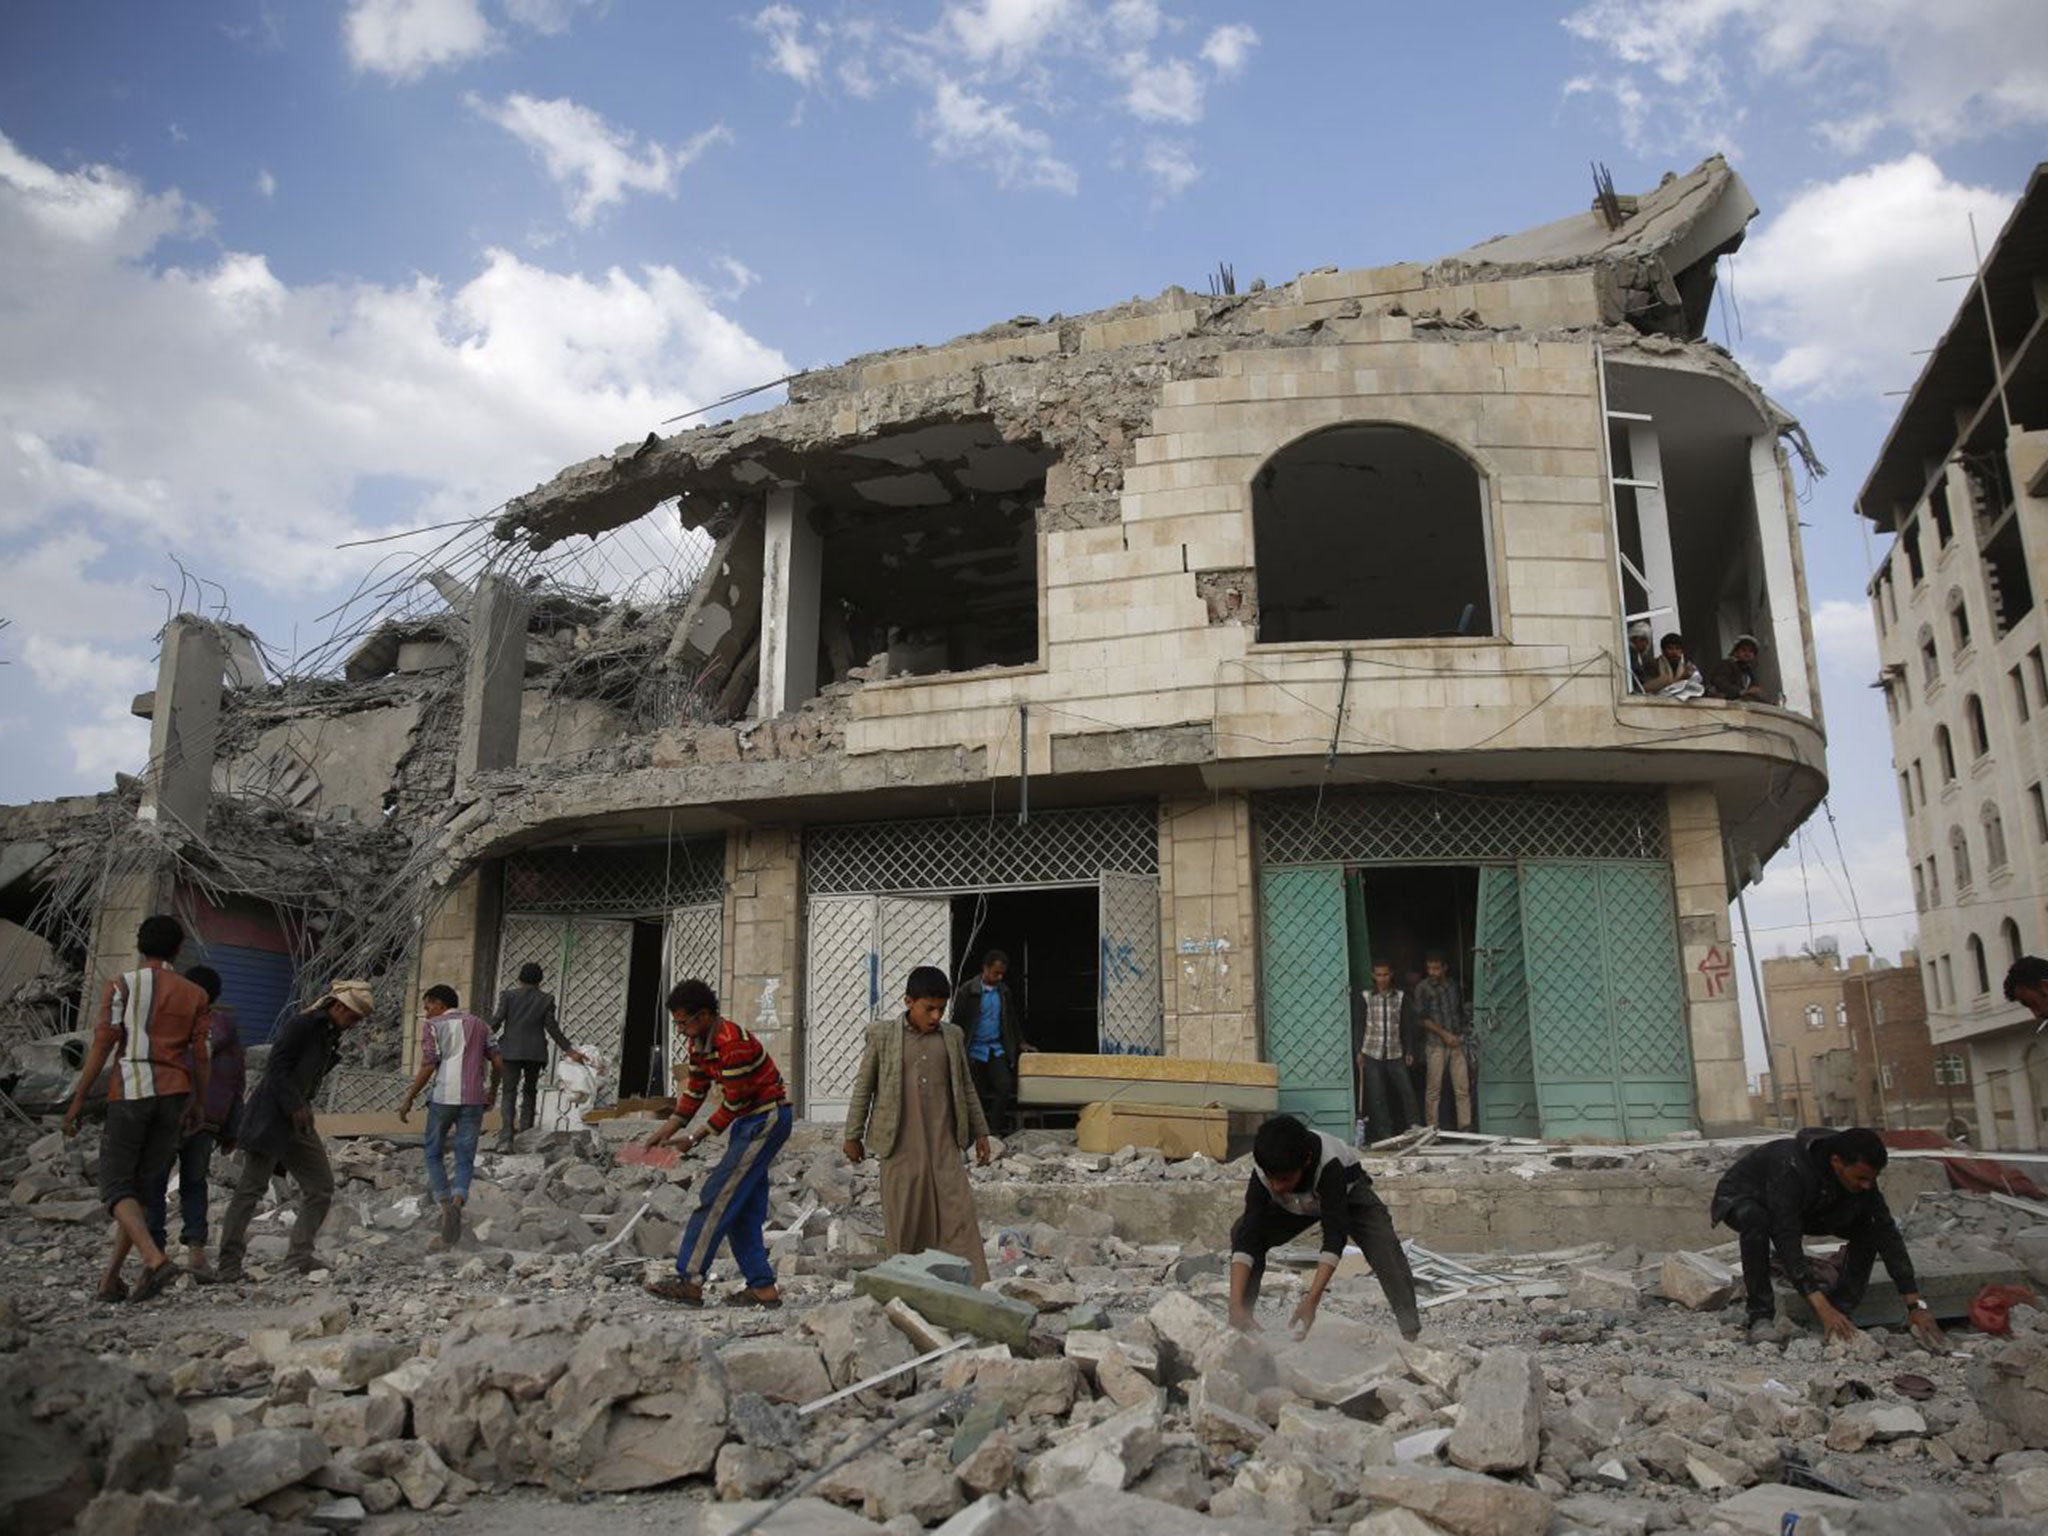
top-left (1159, 792), bottom-right (1258, 1062)
top-left (724, 827), bottom-right (800, 1087)
top-left (84, 864), bottom-right (173, 1032)
top-left (1667, 786), bottom-right (1748, 1134)
top-left (407, 868), bottom-right (489, 1075)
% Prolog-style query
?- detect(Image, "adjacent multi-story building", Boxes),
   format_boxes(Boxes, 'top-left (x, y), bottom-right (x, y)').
top-left (1837, 952), bottom-right (1973, 1139)
top-left (1863, 162), bottom-right (2048, 1150)
top-left (1759, 943), bottom-right (1855, 1127)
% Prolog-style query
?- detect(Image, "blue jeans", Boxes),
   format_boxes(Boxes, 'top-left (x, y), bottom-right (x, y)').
top-left (675, 1104), bottom-right (792, 1290)
top-left (145, 1128), bottom-right (215, 1251)
top-left (423, 1103), bottom-right (486, 1203)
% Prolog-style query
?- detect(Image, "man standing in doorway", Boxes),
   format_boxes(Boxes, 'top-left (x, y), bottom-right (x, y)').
top-left (489, 963), bottom-right (589, 1152)
top-left (1353, 959), bottom-right (1419, 1144)
top-left (953, 950), bottom-right (1025, 1136)
top-left (1415, 952), bottom-right (1474, 1132)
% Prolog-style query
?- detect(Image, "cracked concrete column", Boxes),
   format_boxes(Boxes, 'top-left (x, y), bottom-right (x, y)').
top-left (458, 574), bottom-right (529, 784)
top-left (137, 615), bottom-right (224, 840)
top-left (1626, 423), bottom-right (1678, 633)
top-left (758, 485), bottom-right (820, 717)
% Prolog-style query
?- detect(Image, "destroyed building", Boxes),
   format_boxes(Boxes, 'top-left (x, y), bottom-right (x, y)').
top-left (2, 156), bottom-right (1828, 1143)
top-left (1861, 161), bottom-right (2048, 1152)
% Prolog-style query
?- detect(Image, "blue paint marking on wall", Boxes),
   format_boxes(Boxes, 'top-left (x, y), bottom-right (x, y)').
top-left (867, 952), bottom-right (880, 1015)
top-left (1098, 1041), bottom-right (1164, 1057)
top-left (1099, 937), bottom-right (1145, 998)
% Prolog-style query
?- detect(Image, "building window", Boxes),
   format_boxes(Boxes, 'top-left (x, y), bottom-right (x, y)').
top-left (1900, 773), bottom-right (1914, 821)
top-left (1950, 590), bottom-right (1971, 653)
top-left (2003, 917), bottom-right (2025, 968)
top-left (1903, 521), bottom-right (1924, 585)
top-left (1965, 693), bottom-right (1991, 758)
top-left (1931, 480), bottom-right (1954, 546)
top-left (1913, 864), bottom-right (1927, 911)
top-left (2032, 646), bottom-right (2047, 706)
top-left (1925, 963), bottom-right (1941, 1009)
top-left (1937, 725), bottom-right (1957, 783)
top-left (1872, 589), bottom-right (1887, 638)
top-left (1881, 1063), bottom-right (1896, 1091)
top-left (1927, 856), bottom-right (1943, 907)
top-left (1884, 572), bottom-right (1898, 626)
top-left (1913, 760), bottom-right (1926, 807)
top-left (2014, 665), bottom-right (2034, 725)
top-left (1939, 953), bottom-right (1954, 1005)
top-left (2030, 782), bottom-right (2048, 844)
top-left (1967, 933), bottom-right (1990, 996)
top-left (1251, 424), bottom-right (1493, 644)
top-left (1951, 825), bottom-right (1973, 892)
top-left (1984, 802), bottom-right (2009, 871)
top-left (1920, 626), bottom-right (1940, 688)
top-left (1935, 1054), bottom-right (1968, 1086)
top-left (1804, 1003), bottom-right (1824, 1030)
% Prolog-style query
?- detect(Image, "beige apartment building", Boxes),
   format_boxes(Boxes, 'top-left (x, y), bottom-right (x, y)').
top-left (1864, 162), bottom-right (2048, 1150)
top-left (3, 159), bottom-right (1830, 1144)
top-left (1758, 945), bottom-right (1856, 1127)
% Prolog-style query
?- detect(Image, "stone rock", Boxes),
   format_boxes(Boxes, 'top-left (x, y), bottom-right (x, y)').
top-left (885, 1296), bottom-right (957, 1353)
top-left (1397, 1340), bottom-right (1472, 1394)
top-left (1272, 1401), bottom-right (1394, 1495)
top-left (1826, 1400), bottom-right (1928, 1452)
top-left (1569, 1266), bottom-right (1643, 1311)
top-left (1659, 1251), bottom-right (1736, 1311)
top-left (75, 1490), bottom-right (213, 1536)
top-left (1064, 1330), bottom-right (1158, 1377)
top-left (718, 1338), bottom-right (834, 1406)
top-left (805, 1296), bottom-right (916, 1397)
top-left (1147, 1292), bottom-right (1276, 1391)
top-left (1999, 1462), bottom-right (2048, 1517)
top-left (1275, 1315), bottom-right (1405, 1409)
top-left (411, 1300), bottom-right (586, 1473)
top-left (309, 1495), bottom-right (368, 1531)
top-left (174, 1428), bottom-right (330, 1515)
top-left (284, 1333), bottom-right (412, 1391)
top-left (1705, 1484), bottom-right (1862, 1536)
top-left (854, 1250), bottom-right (1035, 1349)
top-left (310, 1392), bottom-right (406, 1451)
top-left (1446, 1347), bottom-right (1542, 1473)
top-left (944, 1488), bottom-right (1276, 1534)
top-left (1355, 1464), bottom-right (1553, 1536)
top-left (1187, 1370), bottom-right (1269, 1453)
top-left (703, 1496), bottom-right (885, 1534)
top-left (955, 1432), bottom-right (1016, 1497)
top-left (0, 1345), bottom-right (189, 1536)
top-left (545, 1323), bottom-right (729, 1492)
top-left (1969, 1328), bottom-right (2048, 1449)
top-left (1396, 1427), bottom-right (1453, 1462)
top-left (2013, 1228), bottom-right (2048, 1288)
top-left (1128, 1443), bottom-right (1212, 1511)
top-left (1349, 1511), bottom-right (1454, 1536)
top-left (1096, 1344), bottom-right (1161, 1410)
top-left (1212, 1452), bottom-right (1335, 1533)
top-left (821, 1452), bottom-right (962, 1525)
top-left (999, 1276), bottom-right (1082, 1311)
top-left (716, 1442), bottom-right (795, 1501)
top-left (938, 1348), bottom-right (1083, 1418)
top-left (1022, 1400), bottom-right (1164, 1499)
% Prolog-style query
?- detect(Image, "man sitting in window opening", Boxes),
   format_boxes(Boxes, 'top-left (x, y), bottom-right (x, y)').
top-left (1627, 621), bottom-right (1659, 693)
top-left (1638, 631), bottom-right (1701, 698)
top-left (1706, 634), bottom-right (1771, 703)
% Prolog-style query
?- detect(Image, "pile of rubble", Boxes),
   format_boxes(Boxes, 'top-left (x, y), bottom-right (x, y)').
top-left (4, 1115), bottom-right (2048, 1535)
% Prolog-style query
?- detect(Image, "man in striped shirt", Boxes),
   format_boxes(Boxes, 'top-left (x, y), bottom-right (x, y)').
top-left (62, 915), bottom-right (211, 1303)
top-left (643, 978), bottom-right (791, 1308)
top-left (399, 985), bottom-right (501, 1246)
top-left (1352, 959), bottom-right (1419, 1144)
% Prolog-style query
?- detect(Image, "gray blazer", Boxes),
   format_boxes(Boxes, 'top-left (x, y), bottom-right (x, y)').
top-left (490, 984), bottom-right (573, 1063)
top-left (844, 1017), bottom-right (990, 1160)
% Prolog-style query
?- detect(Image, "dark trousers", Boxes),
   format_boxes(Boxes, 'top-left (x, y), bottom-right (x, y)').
top-left (501, 1060), bottom-right (544, 1134)
top-left (1230, 1177), bottom-right (1421, 1332)
top-left (1725, 1198), bottom-right (1885, 1321)
top-left (969, 1053), bottom-right (1016, 1134)
top-left (217, 1122), bottom-right (335, 1266)
top-left (145, 1129), bottom-right (217, 1250)
top-left (99, 1094), bottom-right (187, 1216)
top-left (1357, 1055), bottom-right (1420, 1143)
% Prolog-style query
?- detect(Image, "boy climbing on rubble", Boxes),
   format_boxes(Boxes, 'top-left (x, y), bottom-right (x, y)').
top-left (642, 979), bottom-right (792, 1308)
top-left (1228, 1114), bottom-right (1421, 1342)
top-left (843, 965), bottom-right (994, 1283)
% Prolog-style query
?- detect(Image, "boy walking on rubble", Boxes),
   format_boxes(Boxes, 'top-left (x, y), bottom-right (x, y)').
top-left (63, 915), bottom-right (212, 1303)
top-left (844, 965), bottom-right (994, 1283)
top-left (1228, 1114), bottom-right (1421, 1342)
top-left (398, 985), bottom-right (501, 1247)
top-left (641, 979), bottom-right (792, 1308)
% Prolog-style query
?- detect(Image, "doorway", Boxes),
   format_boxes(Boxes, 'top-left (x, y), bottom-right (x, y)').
top-left (1349, 866), bottom-right (1481, 1131)
top-left (619, 919), bottom-right (670, 1099)
top-left (948, 887), bottom-right (1100, 1054)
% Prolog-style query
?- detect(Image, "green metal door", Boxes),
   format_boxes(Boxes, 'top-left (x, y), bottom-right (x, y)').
top-left (1472, 865), bottom-right (1538, 1136)
top-left (1519, 861), bottom-right (1694, 1141)
top-left (1260, 866), bottom-right (1354, 1135)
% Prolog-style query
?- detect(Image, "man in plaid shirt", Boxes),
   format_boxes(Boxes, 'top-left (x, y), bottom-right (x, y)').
top-left (1351, 959), bottom-right (1419, 1144)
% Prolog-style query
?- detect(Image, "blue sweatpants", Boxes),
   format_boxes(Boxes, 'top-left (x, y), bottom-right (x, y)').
top-left (675, 1104), bottom-right (792, 1290)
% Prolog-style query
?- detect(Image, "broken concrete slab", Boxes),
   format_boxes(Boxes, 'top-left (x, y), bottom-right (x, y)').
top-left (853, 1249), bottom-right (1035, 1350)
top-left (173, 1428), bottom-right (330, 1515)
top-left (1355, 1463), bottom-right (1553, 1536)
top-left (717, 1337), bottom-right (834, 1406)
top-left (938, 1348), bottom-right (1084, 1419)
top-left (1021, 1399), bottom-right (1163, 1498)
top-left (0, 1345), bottom-right (190, 1536)
top-left (1446, 1345), bottom-right (1543, 1472)
top-left (1147, 1291), bottom-right (1276, 1391)
top-left (1659, 1251), bottom-right (1736, 1311)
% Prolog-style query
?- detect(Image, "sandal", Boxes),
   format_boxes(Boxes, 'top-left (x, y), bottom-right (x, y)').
top-left (645, 1276), bottom-right (705, 1307)
top-left (726, 1286), bottom-right (783, 1309)
top-left (95, 1276), bottom-right (129, 1304)
top-left (130, 1259), bottom-right (180, 1303)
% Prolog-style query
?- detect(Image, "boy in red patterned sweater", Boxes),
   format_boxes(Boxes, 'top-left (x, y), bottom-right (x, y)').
top-left (642, 979), bottom-right (791, 1307)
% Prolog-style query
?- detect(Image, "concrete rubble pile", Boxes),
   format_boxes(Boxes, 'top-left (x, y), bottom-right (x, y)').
top-left (4, 1115), bottom-right (2048, 1535)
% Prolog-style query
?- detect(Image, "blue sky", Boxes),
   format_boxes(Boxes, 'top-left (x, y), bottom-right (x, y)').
top-left (2, 1), bottom-right (2045, 1069)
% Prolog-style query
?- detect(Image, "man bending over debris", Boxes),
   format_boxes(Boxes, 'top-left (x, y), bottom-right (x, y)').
top-left (214, 980), bottom-right (373, 1281)
top-left (399, 985), bottom-right (500, 1247)
top-left (1710, 1125), bottom-right (1948, 1349)
top-left (1229, 1114), bottom-right (1421, 1342)
top-left (63, 914), bottom-right (211, 1304)
top-left (643, 979), bottom-right (792, 1308)
top-left (844, 965), bottom-right (994, 1283)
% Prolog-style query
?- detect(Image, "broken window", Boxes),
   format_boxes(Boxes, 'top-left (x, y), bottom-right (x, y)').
top-left (1251, 424), bottom-right (1493, 644)
top-left (1901, 520), bottom-right (1924, 585)
top-left (1965, 693), bottom-right (1991, 758)
top-left (1937, 725), bottom-right (1957, 782)
top-left (1930, 479), bottom-right (1954, 546)
top-left (1967, 933), bottom-right (1989, 996)
top-left (1912, 863), bottom-right (1927, 912)
top-left (1920, 626), bottom-right (1940, 690)
top-left (2004, 917), bottom-right (2025, 968)
top-left (1949, 590), bottom-right (1972, 653)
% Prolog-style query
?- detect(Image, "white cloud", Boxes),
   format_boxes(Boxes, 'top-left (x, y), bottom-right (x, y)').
top-left (470, 93), bottom-right (731, 226)
top-left (343, 0), bottom-right (497, 81)
top-left (0, 132), bottom-right (788, 792)
top-left (945, 0), bottom-right (1082, 65)
top-left (713, 254), bottom-right (759, 297)
top-left (255, 167), bottom-right (277, 199)
top-left (1121, 55), bottom-right (1202, 124)
top-left (1735, 155), bottom-right (2015, 399)
top-left (1200, 23), bottom-right (1257, 77)
top-left (1562, 0), bottom-right (2048, 153)
top-left (1139, 139), bottom-right (1199, 203)
top-left (752, 4), bottom-right (824, 88)
top-left (498, 0), bottom-right (604, 35)
top-left (1808, 597), bottom-right (1878, 677)
top-left (922, 79), bottom-right (1078, 194)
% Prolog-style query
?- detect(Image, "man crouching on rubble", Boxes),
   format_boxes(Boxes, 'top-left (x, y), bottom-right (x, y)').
top-left (1229, 1114), bottom-right (1421, 1342)
top-left (1711, 1125), bottom-right (1948, 1349)
top-left (642, 979), bottom-right (792, 1308)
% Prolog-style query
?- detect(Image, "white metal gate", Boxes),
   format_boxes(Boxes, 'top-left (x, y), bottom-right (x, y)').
top-left (1098, 870), bottom-right (1162, 1055)
top-left (802, 894), bottom-right (951, 1121)
top-left (494, 915), bottom-right (634, 1103)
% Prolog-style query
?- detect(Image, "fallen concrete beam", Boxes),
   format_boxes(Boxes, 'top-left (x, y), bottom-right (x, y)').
top-left (852, 1249), bottom-right (1036, 1351)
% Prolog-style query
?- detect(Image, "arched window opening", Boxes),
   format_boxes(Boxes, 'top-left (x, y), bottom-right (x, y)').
top-left (1950, 825), bottom-right (1973, 892)
top-left (1965, 693), bottom-right (1991, 758)
top-left (1983, 802), bottom-right (2008, 871)
top-left (1919, 625), bottom-right (1940, 688)
top-left (1936, 725), bottom-right (1956, 782)
top-left (2002, 918), bottom-right (2024, 967)
top-left (1967, 934), bottom-right (1989, 996)
top-left (1949, 590), bottom-right (1971, 653)
top-left (1252, 425), bottom-right (1492, 644)
top-left (1926, 856), bottom-right (1942, 907)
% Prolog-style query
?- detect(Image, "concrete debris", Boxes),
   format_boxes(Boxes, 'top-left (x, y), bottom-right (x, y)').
top-left (1659, 1250), bottom-right (1738, 1310)
top-left (5, 1116), bottom-right (2048, 1533)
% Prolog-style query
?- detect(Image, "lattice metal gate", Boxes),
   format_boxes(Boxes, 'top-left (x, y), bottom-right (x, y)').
top-left (1472, 866), bottom-right (1538, 1136)
top-left (1099, 871), bottom-right (1163, 1055)
top-left (1260, 866), bottom-right (1354, 1134)
top-left (494, 916), bottom-right (635, 1105)
top-left (803, 894), bottom-right (951, 1122)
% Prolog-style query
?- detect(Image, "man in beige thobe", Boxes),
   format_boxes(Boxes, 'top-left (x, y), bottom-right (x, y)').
top-left (844, 966), bottom-right (993, 1283)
